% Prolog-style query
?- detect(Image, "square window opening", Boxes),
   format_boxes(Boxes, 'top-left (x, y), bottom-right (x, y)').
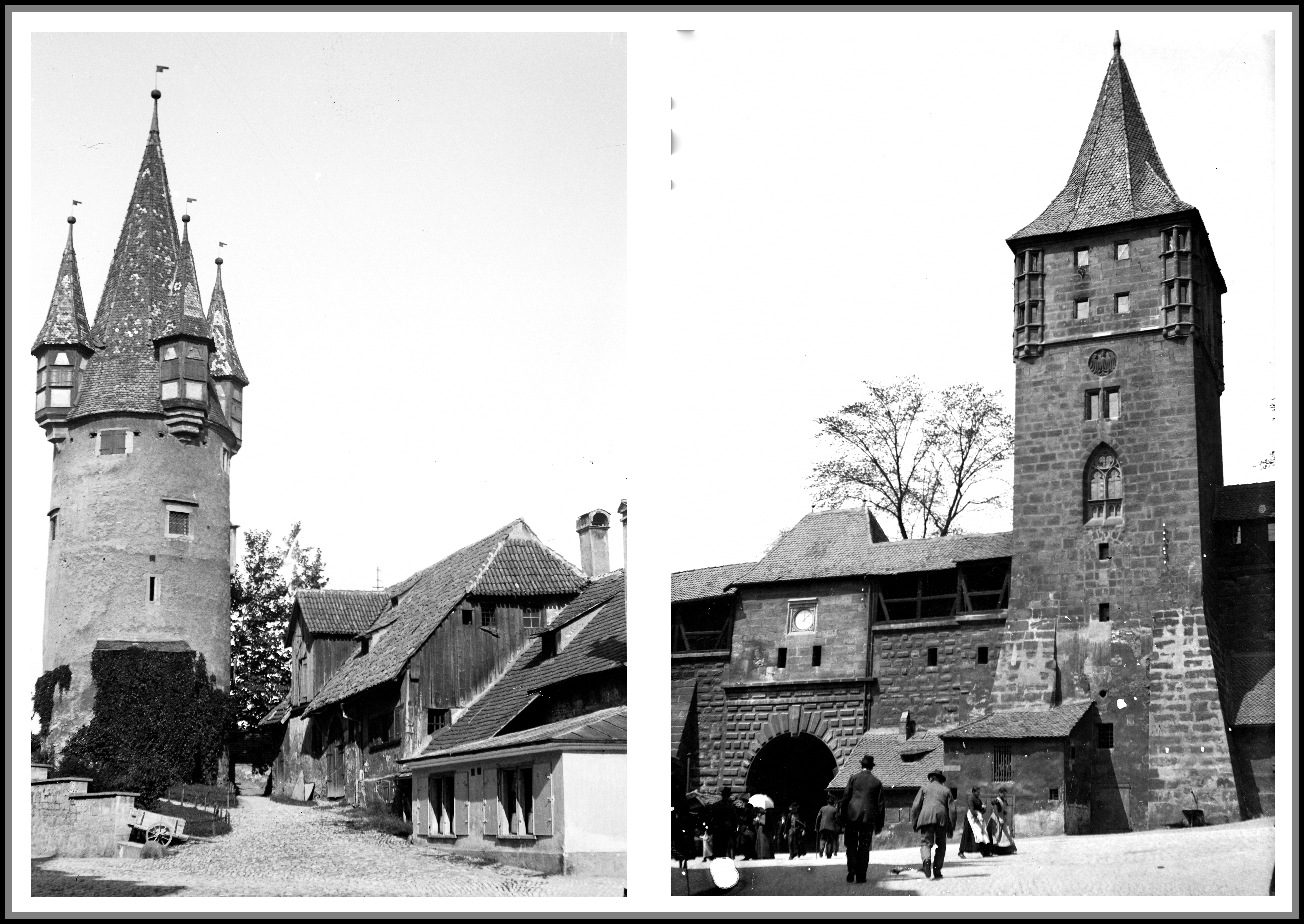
top-left (427, 708), bottom-right (450, 735)
top-left (927, 647), bottom-right (938, 667)
top-left (522, 608), bottom-right (542, 630)
top-left (977, 646), bottom-right (989, 665)
top-left (167, 510), bottom-right (191, 537)
top-left (776, 647), bottom-right (788, 669)
top-left (1115, 293), bottom-right (1130, 314)
top-left (1075, 248), bottom-right (1090, 267)
top-left (481, 605), bottom-right (497, 627)
top-left (1098, 542), bottom-right (1111, 561)
top-left (100, 430), bottom-right (127, 455)
top-left (1098, 602), bottom-right (1110, 622)
top-left (812, 645), bottom-right (822, 668)
top-left (1098, 723), bottom-right (1115, 749)
top-left (461, 608), bottom-right (473, 626)
top-left (1075, 298), bottom-right (1090, 320)
top-left (1115, 242), bottom-right (1129, 260)
top-left (1049, 787), bottom-right (1061, 801)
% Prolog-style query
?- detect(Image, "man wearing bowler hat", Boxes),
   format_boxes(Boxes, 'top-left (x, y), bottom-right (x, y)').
top-left (839, 754), bottom-right (885, 884)
top-left (911, 769), bottom-right (955, 880)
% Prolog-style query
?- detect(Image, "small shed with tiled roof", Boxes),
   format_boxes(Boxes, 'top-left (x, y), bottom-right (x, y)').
top-left (401, 570), bottom-right (626, 876)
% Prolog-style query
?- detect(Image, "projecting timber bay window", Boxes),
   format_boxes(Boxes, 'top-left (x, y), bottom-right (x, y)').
top-left (1161, 225), bottom-right (1199, 339)
top-left (159, 343), bottom-right (209, 404)
top-left (873, 559), bottom-right (1011, 622)
top-left (1012, 249), bottom-right (1044, 359)
top-left (1084, 445), bottom-right (1123, 524)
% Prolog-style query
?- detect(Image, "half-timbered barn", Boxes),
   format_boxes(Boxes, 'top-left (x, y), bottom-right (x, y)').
top-left (403, 568), bottom-right (627, 875)
top-left (264, 518), bottom-right (592, 812)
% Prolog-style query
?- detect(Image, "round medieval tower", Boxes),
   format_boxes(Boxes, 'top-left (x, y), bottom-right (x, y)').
top-left (34, 90), bottom-right (248, 756)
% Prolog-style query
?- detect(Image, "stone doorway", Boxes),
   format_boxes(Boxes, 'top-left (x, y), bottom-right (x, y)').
top-left (745, 732), bottom-right (838, 839)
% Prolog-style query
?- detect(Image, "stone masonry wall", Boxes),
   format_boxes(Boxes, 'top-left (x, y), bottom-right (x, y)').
top-left (719, 685), bottom-right (866, 793)
top-left (31, 777), bottom-right (138, 858)
top-left (870, 616), bottom-right (1004, 730)
top-left (1147, 607), bottom-right (1239, 826)
top-left (728, 580), bottom-right (871, 685)
top-left (671, 655), bottom-right (727, 793)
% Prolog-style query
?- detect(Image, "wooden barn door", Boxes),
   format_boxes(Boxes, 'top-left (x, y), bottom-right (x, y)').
top-left (326, 715), bottom-right (346, 799)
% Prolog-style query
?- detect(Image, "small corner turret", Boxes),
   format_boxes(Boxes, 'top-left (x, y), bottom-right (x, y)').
top-left (207, 254), bottom-right (249, 449)
top-left (33, 215), bottom-right (95, 443)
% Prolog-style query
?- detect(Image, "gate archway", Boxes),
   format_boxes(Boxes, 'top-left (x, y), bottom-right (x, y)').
top-left (745, 732), bottom-right (838, 833)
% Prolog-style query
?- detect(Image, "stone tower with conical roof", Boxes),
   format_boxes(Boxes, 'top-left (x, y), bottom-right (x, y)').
top-left (1001, 34), bottom-right (1237, 829)
top-left (34, 90), bottom-right (247, 755)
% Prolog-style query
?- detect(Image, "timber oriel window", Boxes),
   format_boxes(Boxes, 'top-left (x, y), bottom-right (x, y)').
top-left (36, 351), bottom-right (76, 410)
top-left (1161, 226), bottom-right (1197, 338)
top-left (1085, 446), bottom-right (1122, 522)
top-left (1013, 250), bottom-right (1044, 358)
top-left (993, 745), bottom-right (1013, 782)
top-left (497, 767), bottom-right (534, 836)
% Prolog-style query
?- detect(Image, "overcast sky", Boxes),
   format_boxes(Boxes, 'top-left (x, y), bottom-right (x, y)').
top-left (654, 13), bottom-right (1290, 572)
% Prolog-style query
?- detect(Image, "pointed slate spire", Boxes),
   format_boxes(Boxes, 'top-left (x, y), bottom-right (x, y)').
top-left (32, 216), bottom-right (95, 355)
top-left (155, 212), bottom-right (212, 342)
top-left (208, 256), bottom-right (249, 386)
top-left (1010, 34), bottom-right (1193, 240)
top-left (72, 89), bottom-right (183, 420)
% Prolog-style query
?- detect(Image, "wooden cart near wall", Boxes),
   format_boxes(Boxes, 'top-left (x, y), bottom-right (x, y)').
top-left (127, 808), bottom-right (189, 847)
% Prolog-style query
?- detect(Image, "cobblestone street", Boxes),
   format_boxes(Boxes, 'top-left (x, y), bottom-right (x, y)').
top-left (670, 818), bottom-right (1276, 896)
top-left (32, 795), bottom-right (623, 897)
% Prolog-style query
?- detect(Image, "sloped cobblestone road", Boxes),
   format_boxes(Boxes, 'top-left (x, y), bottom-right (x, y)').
top-left (33, 795), bottom-right (624, 897)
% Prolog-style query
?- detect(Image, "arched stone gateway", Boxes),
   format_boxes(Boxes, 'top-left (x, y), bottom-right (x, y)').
top-left (741, 706), bottom-right (841, 834)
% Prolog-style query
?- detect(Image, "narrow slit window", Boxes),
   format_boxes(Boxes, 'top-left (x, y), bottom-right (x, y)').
top-left (927, 647), bottom-right (938, 667)
top-left (49, 514), bottom-right (58, 542)
top-left (977, 646), bottom-right (989, 664)
top-left (1098, 602), bottom-right (1110, 622)
top-left (1234, 525), bottom-right (1242, 545)
top-left (776, 647), bottom-right (788, 669)
top-left (1268, 522), bottom-right (1276, 542)
top-left (1098, 723), bottom-right (1115, 749)
top-left (149, 576), bottom-right (158, 602)
top-left (812, 645), bottom-right (822, 667)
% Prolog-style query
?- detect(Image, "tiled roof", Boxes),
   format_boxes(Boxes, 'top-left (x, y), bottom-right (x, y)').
top-left (412, 572), bottom-right (626, 757)
top-left (738, 508), bottom-right (1011, 585)
top-left (259, 696), bottom-right (292, 726)
top-left (1010, 36), bottom-right (1192, 240)
top-left (671, 676), bottom-right (696, 756)
top-left (1216, 482), bottom-right (1275, 521)
top-left (72, 97), bottom-right (183, 421)
top-left (295, 589), bottom-right (389, 638)
top-left (32, 221), bottom-right (95, 354)
top-left (154, 229), bottom-right (212, 342)
top-left (830, 729), bottom-right (944, 790)
top-left (416, 706), bottom-right (627, 760)
top-left (473, 539), bottom-right (588, 597)
top-left (307, 520), bottom-right (586, 711)
top-left (941, 700), bottom-right (1095, 740)
top-left (1228, 655), bottom-right (1273, 726)
top-left (207, 260), bottom-right (248, 385)
top-left (671, 562), bottom-right (757, 603)
top-left (547, 568), bottom-right (625, 631)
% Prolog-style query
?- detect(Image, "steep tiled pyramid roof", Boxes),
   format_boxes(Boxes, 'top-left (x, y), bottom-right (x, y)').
top-left (1216, 482), bottom-right (1275, 521)
top-left (738, 506), bottom-right (1010, 585)
top-left (293, 589), bottom-right (389, 638)
top-left (830, 729), bottom-right (944, 790)
top-left (414, 570), bottom-right (625, 756)
top-left (941, 700), bottom-right (1095, 739)
top-left (72, 93), bottom-right (182, 420)
top-left (208, 258), bottom-right (249, 385)
top-left (308, 520), bottom-right (588, 710)
top-left (1010, 33), bottom-right (1193, 240)
top-left (671, 562), bottom-right (757, 603)
top-left (32, 218), bottom-right (95, 355)
top-left (154, 220), bottom-right (212, 342)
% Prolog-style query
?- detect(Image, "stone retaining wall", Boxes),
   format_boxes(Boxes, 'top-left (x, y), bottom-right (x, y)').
top-left (31, 776), bottom-right (138, 858)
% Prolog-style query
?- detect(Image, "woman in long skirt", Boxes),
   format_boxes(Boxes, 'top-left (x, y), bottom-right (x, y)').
top-left (958, 787), bottom-right (991, 858)
top-left (753, 807), bottom-right (774, 860)
top-left (986, 791), bottom-right (1017, 855)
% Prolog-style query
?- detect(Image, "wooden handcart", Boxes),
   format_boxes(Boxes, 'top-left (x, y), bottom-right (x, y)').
top-left (127, 808), bottom-right (189, 847)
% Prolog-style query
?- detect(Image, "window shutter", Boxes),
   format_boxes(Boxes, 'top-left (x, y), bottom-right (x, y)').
top-left (454, 772), bottom-right (470, 835)
top-left (484, 772), bottom-right (498, 836)
top-left (533, 760), bottom-right (554, 836)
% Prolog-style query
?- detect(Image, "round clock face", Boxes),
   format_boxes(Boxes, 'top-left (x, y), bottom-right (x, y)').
top-left (793, 609), bottom-right (816, 632)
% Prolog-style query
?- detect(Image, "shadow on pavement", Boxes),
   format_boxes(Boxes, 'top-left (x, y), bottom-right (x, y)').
top-left (31, 859), bottom-right (186, 897)
top-left (670, 861), bottom-right (933, 896)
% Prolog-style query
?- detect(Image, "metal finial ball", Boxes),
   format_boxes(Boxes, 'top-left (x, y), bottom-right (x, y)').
top-left (1113, 31), bottom-right (1121, 52)
top-left (151, 89), bottom-right (161, 100)
top-left (182, 214), bottom-right (190, 223)
top-left (68, 216), bottom-right (77, 225)
top-left (215, 257), bottom-right (224, 265)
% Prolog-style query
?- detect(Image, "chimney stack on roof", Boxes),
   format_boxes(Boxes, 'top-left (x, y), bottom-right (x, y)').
top-left (617, 499), bottom-right (628, 572)
top-left (576, 509), bottom-right (611, 578)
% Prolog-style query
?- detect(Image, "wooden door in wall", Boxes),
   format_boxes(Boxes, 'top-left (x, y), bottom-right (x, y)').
top-left (1090, 784), bottom-right (1131, 834)
top-left (325, 715), bottom-right (346, 799)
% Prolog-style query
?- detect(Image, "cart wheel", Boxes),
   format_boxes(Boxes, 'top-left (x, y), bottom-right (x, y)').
top-left (147, 824), bottom-right (173, 847)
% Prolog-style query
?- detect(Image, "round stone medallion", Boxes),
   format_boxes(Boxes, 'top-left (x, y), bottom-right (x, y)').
top-left (1088, 348), bottom-right (1117, 376)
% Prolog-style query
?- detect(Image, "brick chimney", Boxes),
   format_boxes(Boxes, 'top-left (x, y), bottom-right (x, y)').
top-left (617, 499), bottom-right (628, 571)
top-left (576, 509), bottom-right (611, 578)
top-left (897, 710), bottom-right (913, 742)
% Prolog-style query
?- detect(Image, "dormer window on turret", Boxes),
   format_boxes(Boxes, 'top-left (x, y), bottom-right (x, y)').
top-left (1161, 225), bottom-right (1197, 339)
top-left (1013, 249), bottom-right (1044, 359)
top-left (160, 342), bottom-right (209, 403)
top-left (35, 351), bottom-right (76, 411)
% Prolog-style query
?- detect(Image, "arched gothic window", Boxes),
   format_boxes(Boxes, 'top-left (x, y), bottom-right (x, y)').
top-left (1085, 446), bottom-right (1122, 522)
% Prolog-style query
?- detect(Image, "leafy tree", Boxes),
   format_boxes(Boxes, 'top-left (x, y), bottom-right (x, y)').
top-left (229, 524), bottom-right (328, 744)
top-left (810, 377), bottom-right (1014, 539)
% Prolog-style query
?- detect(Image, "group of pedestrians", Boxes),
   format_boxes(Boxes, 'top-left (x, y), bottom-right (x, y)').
top-left (672, 756), bottom-right (1018, 885)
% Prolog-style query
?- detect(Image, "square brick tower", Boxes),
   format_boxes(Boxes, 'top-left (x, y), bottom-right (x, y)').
top-left (1001, 33), bottom-right (1238, 829)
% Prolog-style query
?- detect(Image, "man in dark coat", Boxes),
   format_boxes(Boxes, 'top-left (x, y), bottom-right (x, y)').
top-left (911, 769), bottom-right (955, 880)
top-left (839, 754), bottom-right (886, 884)
top-left (710, 786), bottom-right (737, 859)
